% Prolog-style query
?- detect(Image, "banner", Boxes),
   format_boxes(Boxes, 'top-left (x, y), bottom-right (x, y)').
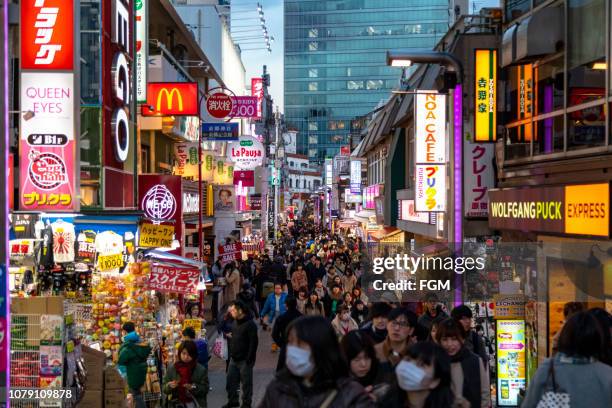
top-left (147, 264), bottom-right (200, 294)
top-left (474, 49), bottom-right (497, 142)
top-left (230, 96), bottom-right (258, 118)
top-left (135, 0), bottom-right (148, 102)
top-left (415, 165), bottom-right (446, 212)
top-left (202, 122), bottom-right (239, 141)
top-left (251, 78), bottom-right (263, 120)
top-left (218, 242), bottom-right (243, 265)
top-left (415, 92), bottom-right (446, 164)
top-left (138, 223), bottom-right (175, 248)
top-left (463, 141), bottom-right (495, 217)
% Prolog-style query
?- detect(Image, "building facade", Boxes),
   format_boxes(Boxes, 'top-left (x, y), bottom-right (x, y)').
top-left (284, 0), bottom-right (451, 164)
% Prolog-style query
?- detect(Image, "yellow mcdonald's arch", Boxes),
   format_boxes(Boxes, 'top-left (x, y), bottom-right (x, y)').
top-left (156, 88), bottom-right (183, 112)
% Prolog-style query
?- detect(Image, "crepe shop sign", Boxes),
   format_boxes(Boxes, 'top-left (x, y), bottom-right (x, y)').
top-left (147, 264), bottom-right (200, 294)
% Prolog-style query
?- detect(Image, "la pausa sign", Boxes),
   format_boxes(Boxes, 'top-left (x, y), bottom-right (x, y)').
top-left (227, 136), bottom-right (264, 170)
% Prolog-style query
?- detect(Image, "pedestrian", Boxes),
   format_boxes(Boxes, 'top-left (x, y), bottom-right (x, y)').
top-left (259, 316), bottom-right (374, 408)
top-left (272, 297), bottom-right (303, 371)
top-left (163, 340), bottom-right (209, 408)
top-left (224, 262), bottom-right (241, 305)
top-left (436, 318), bottom-right (489, 408)
top-left (340, 331), bottom-right (382, 395)
top-left (551, 301), bottom-right (584, 354)
top-left (426, 317), bottom-right (445, 344)
top-left (331, 304), bottom-right (359, 339)
top-left (352, 286), bottom-right (369, 305)
top-left (522, 311), bottom-right (612, 408)
top-left (451, 304), bottom-right (488, 366)
top-left (182, 326), bottom-right (209, 369)
top-left (304, 291), bottom-right (325, 317)
top-left (343, 292), bottom-right (354, 309)
top-left (185, 302), bottom-right (203, 320)
top-left (418, 293), bottom-right (448, 332)
top-left (374, 307), bottom-right (418, 382)
top-left (260, 282), bottom-right (288, 331)
top-left (342, 268), bottom-right (357, 294)
top-left (313, 278), bottom-right (329, 306)
top-left (379, 342), bottom-right (454, 408)
top-left (117, 322), bottom-right (151, 408)
top-left (296, 287), bottom-right (308, 314)
top-left (290, 263), bottom-right (308, 295)
top-left (323, 264), bottom-right (338, 291)
top-left (224, 300), bottom-right (258, 408)
top-left (306, 256), bottom-right (325, 289)
top-left (359, 302), bottom-right (392, 344)
top-left (351, 300), bottom-right (369, 327)
top-left (237, 282), bottom-right (259, 319)
top-left (327, 284), bottom-right (344, 318)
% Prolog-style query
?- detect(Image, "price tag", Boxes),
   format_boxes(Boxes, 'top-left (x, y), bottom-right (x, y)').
top-left (97, 253), bottom-right (124, 271)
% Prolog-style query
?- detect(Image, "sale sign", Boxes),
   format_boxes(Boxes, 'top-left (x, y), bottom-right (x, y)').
top-left (230, 96), bottom-right (258, 118)
top-left (19, 72), bottom-right (76, 211)
top-left (98, 253), bottom-right (125, 272)
top-left (21, 0), bottom-right (74, 70)
top-left (147, 264), bottom-right (200, 294)
top-left (218, 242), bottom-right (242, 265)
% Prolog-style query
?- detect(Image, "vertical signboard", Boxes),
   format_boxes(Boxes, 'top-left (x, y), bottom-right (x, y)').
top-left (415, 165), bottom-right (446, 212)
top-left (474, 49), bottom-right (497, 142)
top-left (517, 64), bottom-right (533, 141)
top-left (251, 77), bottom-right (263, 120)
top-left (496, 320), bottom-right (526, 406)
top-left (463, 141), bottom-right (495, 217)
top-left (415, 92), bottom-right (446, 164)
top-left (135, 0), bottom-right (148, 103)
top-left (350, 160), bottom-right (362, 193)
top-left (267, 194), bottom-right (275, 240)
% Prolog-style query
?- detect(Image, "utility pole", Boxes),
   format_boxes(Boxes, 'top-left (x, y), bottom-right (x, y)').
top-left (273, 106), bottom-right (280, 239)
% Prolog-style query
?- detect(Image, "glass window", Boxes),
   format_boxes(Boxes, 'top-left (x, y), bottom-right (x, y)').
top-left (367, 80), bottom-right (384, 90)
top-left (308, 148), bottom-right (318, 158)
top-left (308, 82), bottom-right (318, 91)
top-left (308, 68), bottom-right (318, 78)
top-left (347, 80), bottom-right (364, 90)
top-left (309, 42), bottom-right (319, 51)
top-left (308, 135), bottom-right (318, 144)
top-left (568, 0), bottom-right (605, 106)
top-left (534, 115), bottom-right (564, 155)
top-left (505, 0), bottom-right (531, 23)
top-left (505, 125), bottom-right (531, 160)
top-left (308, 28), bottom-right (318, 38)
top-left (80, 0), bottom-right (101, 104)
top-left (535, 57), bottom-right (564, 114)
top-left (309, 122), bottom-right (318, 131)
top-left (567, 103), bottom-right (606, 150)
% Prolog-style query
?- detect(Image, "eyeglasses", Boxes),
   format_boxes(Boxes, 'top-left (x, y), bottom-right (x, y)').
top-left (390, 320), bottom-right (410, 328)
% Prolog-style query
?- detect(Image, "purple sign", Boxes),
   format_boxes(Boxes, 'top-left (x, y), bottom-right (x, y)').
top-left (230, 96), bottom-right (258, 118)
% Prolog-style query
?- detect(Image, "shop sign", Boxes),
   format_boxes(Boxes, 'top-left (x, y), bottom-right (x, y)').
top-left (138, 223), bottom-right (174, 248)
top-left (267, 194), bottom-right (275, 240)
top-left (227, 136), bottom-right (264, 170)
top-left (98, 253), bottom-right (125, 272)
top-left (496, 320), bottom-right (526, 406)
top-left (202, 122), bottom-right (239, 141)
top-left (488, 183), bottom-right (609, 237)
top-left (135, 0), bottom-right (148, 102)
top-left (21, 0), bottom-right (74, 70)
top-left (213, 160), bottom-right (235, 185)
top-left (179, 116), bottom-right (200, 142)
top-left (182, 319), bottom-right (203, 333)
top-left (206, 91), bottom-right (233, 119)
top-left (141, 82), bottom-right (199, 116)
top-left (233, 170), bottom-right (255, 187)
top-left (344, 189), bottom-right (362, 203)
top-left (19, 72), bottom-right (76, 211)
top-left (340, 145), bottom-right (351, 156)
top-left (251, 78), bottom-right (263, 120)
top-left (350, 160), bottom-right (362, 193)
top-left (183, 191), bottom-right (200, 214)
top-left (139, 175), bottom-right (183, 252)
top-left (250, 194), bottom-right (262, 211)
top-left (230, 96), bottom-right (258, 118)
top-left (494, 294), bottom-right (526, 319)
top-left (474, 49), bottom-right (497, 142)
top-left (415, 165), bottom-right (446, 212)
top-left (517, 64), bottom-right (533, 141)
top-left (463, 141), bottom-right (495, 217)
top-left (415, 92), bottom-right (446, 164)
top-left (325, 160), bottom-right (333, 187)
top-left (147, 264), bottom-right (200, 294)
top-left (218, 242), bottom-right (243, 265)
top-left (142, 185), bottom-right (177, 221)
top-left (399, 200), bottom-right (430, 223)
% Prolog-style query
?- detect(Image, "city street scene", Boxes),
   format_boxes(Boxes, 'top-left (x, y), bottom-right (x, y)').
top-left (1, 0), bottom-right (612, 407)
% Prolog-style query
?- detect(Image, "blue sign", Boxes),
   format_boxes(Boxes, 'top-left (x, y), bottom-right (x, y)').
top-left (202, 122), bottom-right (239, 141)
top-left (350, 183), bottom-right (361, 194)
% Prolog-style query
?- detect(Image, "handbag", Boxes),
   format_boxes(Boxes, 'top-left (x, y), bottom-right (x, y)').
top-left (212, 336), bottom-right (228, 361)
top-left (536, 360), bottom-right (570, 407)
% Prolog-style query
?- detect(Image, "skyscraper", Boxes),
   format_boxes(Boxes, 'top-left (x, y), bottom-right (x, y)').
top-left (284, 0), bottom-right (453, 163)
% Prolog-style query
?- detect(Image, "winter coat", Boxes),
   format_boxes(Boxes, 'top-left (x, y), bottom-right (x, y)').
top-left (271, 309), bottom-right (303, 349)
top-left (291, 270), bottom-right (308, 292)
top-left (304, 301), bottom-right (325, 317)
top-left (258, 372), bottom-right (374, 408)
top-left (341, 275), bottom-right (357, 294)
top-left (229, 314), bottom-right (258, 365)
top-left (417, 307), bottom-right (448, 331)
top-left (117, 332), bottom-right (151, 390)
top-left (163, 362), bottom-right (209, 408)
top-left (261, 292), bottom-right (288, 323)
top-left (351, 306), bottom-right (369, 327)
top-left (224, 269), bottom-right (241, 304)
top-left (331, 315), bottom-right (359, 339)
top-left (449, 348), bottom-right (489, 408)
top-left (237, 288), bottom-right (259, 318)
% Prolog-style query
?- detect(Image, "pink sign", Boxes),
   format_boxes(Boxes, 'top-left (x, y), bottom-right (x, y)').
top-left (230, 96), bottom-right (258, 118)
top-left (251, 78), bottom-right (263, 120)
top-left (218, 242), bottom-right (243, 265)
top-left (147, 264), bottom-right (200, 294)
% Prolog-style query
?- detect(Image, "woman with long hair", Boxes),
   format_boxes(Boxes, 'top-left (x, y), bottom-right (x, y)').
top-left (340, 331), bottom-right (382, 395)
top-left (163, 341), bottom-right (209, 407)
top-left (304, 291), bottom-right (325, 317)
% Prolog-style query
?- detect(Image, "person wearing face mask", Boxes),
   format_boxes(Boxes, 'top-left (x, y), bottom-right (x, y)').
top-left (436, 318), bottom-right (489, 408)
top-left (380, 342), bottom-right (454, 408)
top-left (360, 303), bottom-right (392, 344)
top-left (375, 308), bottom-right (418, 382)
top-left (259, 316), bottom-right (374, 408)
top-left (331, 304), bottom-right (359, 340)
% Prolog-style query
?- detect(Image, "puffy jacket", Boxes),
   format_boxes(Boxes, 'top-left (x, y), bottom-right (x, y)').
top-left (258, 372), bottom-right (374, 408)
top-left (261, 292), bottom-right (288, 322)
top-left (117, 332), bottom-right (151, 390)
top-left (163, 362), bottom-right (209, 408)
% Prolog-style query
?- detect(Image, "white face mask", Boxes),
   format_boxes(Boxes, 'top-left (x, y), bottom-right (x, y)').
top-left (286, 345), bottom-right (315, 378)
top-left (395, 361), bottom-right (430, 391)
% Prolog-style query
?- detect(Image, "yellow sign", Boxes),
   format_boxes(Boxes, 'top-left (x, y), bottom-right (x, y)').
top-left (138, 223), bottom-right (175, 248)
top-left (182, 319), bottom-right (203, 333)
top-left (475, 49), bottom-right (497, 142)
top-left (496, 320), bottom-right (526, 406)
top-left (494, 294), bottom-right (525, 319)
top-left (565, 183), bottom-right (610, 237)
top-left (158, 88), bottom-right (183, 111)
top-left (213, 159), bottom-right (234, 184)
top-left (98, 253), bottom-right (125, 271)
top-left (517, 64), bottom-right (533, 141)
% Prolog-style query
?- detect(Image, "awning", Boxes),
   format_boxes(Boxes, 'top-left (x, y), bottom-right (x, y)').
top-left (368, 227), bottom-right (404, 242)
top-left (143, 249), bottom-right (206, 270)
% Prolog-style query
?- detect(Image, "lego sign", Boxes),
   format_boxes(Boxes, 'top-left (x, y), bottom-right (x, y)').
top-left (141, 82), bottom-right (199, 116)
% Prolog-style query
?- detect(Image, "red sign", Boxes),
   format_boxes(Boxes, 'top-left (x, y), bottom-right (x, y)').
top-left (230, 96), bottom-right (258, 118)
top-left (21, 0), bottom-right (74, 70)
top-left (206, 92), bottom-right (233, 119)
top-left (249, 194), bottom-right (262, 211)
top-left (340, 145), bottom-right (351, 156)
top-left (8, 154), bottom-right (13, 210)
top-left (147, 264), bottom-right (200, 294)
top-left (251, 78), bottom-right (263, 120)
top-left (141, 82), bottom-right (199, 116)
top-left (218, 242), bottom-right (242, 265)
top-left (233, 170), bottom-right (255, 187)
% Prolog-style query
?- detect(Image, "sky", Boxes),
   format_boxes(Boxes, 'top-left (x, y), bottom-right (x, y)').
top-left (234, 0), bottom-right (501, 113)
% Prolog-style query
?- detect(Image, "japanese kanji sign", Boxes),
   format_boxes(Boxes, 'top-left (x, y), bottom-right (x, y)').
top-left (464, 141), bottom-right (495, 218)
top-left (474, 49), bottom-right (497, 142)
top-left (147, 264), bottom-right (200, 294)
top-left (202, 123), bottom-right (239, 141)
top-left (517, 64), bottom-right (533, 141)
top-left (218, 242), bottom-right (242, 266)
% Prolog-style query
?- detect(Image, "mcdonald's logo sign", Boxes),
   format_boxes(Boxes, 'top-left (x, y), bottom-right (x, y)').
top-left (142, 82), bottom-right (199, 116)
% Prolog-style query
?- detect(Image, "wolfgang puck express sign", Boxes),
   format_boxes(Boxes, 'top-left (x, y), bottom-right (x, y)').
top-left (488, 183), bottom-right (610, 237)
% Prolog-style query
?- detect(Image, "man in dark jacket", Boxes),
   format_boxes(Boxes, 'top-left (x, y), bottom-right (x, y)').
top-left (224, 300), bottom-right (258, 408)
top-left (271, 297), bottom-right (302, 372)
top-left (451, 304), bottom-right (489, 368)
top-left (305, 257), bottom-right (325, 289)
top-left (359, 302), bottom-right (392, 344)
top-left (117, 322), bottom-right (151, 408)
top-left (418, 292), bottom-right (448, 332)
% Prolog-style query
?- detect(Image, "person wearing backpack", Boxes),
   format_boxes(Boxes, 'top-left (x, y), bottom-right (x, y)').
top-left (118, 322), bottom-right (152, 408)
top-left (182, 326), bottom-right (209, 368)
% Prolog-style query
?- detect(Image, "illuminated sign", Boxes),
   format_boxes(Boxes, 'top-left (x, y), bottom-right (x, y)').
top-left (230, 96), bottom-right (258, 118)
top-left (496, 320), bottom-right (526, 406)
top-left (142, 82), bottom-right (199, 116)
top-left (206, 91), bottom-right (234, 119)
top-left (350, 160), bottom-right (362, 193)
top-left (227, 136), bottom-right (265, 170)
top-left (399, 200), bottom-right (430, 223)
top-left (488, 183), bottom-right (610, 237)
top-left (517, 64), bottom-right (533, 141)
top-left (202, 122), bottom-right (239, 141)
top-left (135, 0), bottom-right (148, 102)
top-left (142, 184), bottom-right (177, 221)
top-left (474, 49), bottom-right (497, 142)
top-left (463, 141), bottom-right (495, 217)
top-left (415, 165), bottom-right (446, 212)
top-left (21, 0), bottom-right (74, 70)
top-left (415, 92), bottom-right (446, 163)
top-left (251, 78), bottom-right (263, 120)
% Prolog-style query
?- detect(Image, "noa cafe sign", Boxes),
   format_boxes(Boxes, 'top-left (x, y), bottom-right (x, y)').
top-left (227, 136), bottom-right (264, 170)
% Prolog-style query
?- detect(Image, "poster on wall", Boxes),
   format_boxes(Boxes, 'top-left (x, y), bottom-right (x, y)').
top-left (415, 164), bottom-right (446, 212)
top-left (463, 141), bottom-right (495, 217)
top-left (415, 92), bottom-right (446, 164)
top-left (212, 185), bottom-right (236, 215)
top-left (496, 319), bottom-right (526, 406)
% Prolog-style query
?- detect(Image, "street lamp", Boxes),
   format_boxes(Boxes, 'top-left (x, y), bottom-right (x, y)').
top-left (387, 50), bottom-right (464, 306)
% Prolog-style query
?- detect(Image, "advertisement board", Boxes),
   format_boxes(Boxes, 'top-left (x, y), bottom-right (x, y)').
top-left (138, 175), bottom-right (182, 252)
top-left (135, 0), bottom-right (148, 102)
top-left (350, 160), bottom-right (362, 193)
top-left (475, 49), bottom-right (498, 142)
top-left (415, 92), bottom-right (446, 164)
top-left (218, 242), bottom-right (243, 265)
top-left (213, 185), bottom-right (236, 215)
top-left (415, 165), bottom-right (446, 212)
top-left (227, 136), bottom-right (264, 170)
top-left (399, 200), bottom-right (430, 223)
top-left (147, 264), bottom-right (200, 294)
top-left (202, 122), bottom-right (239, 141)
top-left (496, 320), bottom-right (526, 406)
top-left (464, 141), bottom-right (495, 217)
top-left (19, 72), bottom-right (76, 211)
top-left (251, 78), bottom-right (263, 120)
top-left (230, 96), bottom-right (258, 118)
top-left (141, 82), bottom-right (199, 116)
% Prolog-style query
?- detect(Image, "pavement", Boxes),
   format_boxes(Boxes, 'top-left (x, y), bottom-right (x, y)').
top-left (207, 323), bottom-right (278, 407)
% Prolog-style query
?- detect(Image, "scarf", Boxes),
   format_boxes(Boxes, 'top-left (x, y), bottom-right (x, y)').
top-left (175, 360), bottom-right (196, 402)
top-left (450, 347), bottom-right (481, 408)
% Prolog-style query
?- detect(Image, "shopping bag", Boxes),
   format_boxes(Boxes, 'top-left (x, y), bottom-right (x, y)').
top-left (212, 336), bottom-right (228, 361)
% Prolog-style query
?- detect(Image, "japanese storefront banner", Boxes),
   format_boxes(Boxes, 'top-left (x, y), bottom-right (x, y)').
top-left (415, 164), bottom-right (446, 212)
top-left (350, 160), bottom-right (362, 193)
top-left (19, 72), bottom-right (76, 211)
top-left (227, 136), bottom-right (264, 170)
top-left (218, 242), bottom-right (243, 265)
top-left (141, 82), bottom-right (199, 116)
top-left (202, 122), bottom-right (239, 141)
top-left (230, 96), bottom-right (258, 118)
top-left (135, 0), bottom-right (148, 102)
top-left (173, 144), bottom-right (216, 182)
top-left (463, 141), bottom-right (495, 218)
top-left (474, 49), bottom-right (497, 141)
top-left (147, 264), bottom-right (200, 294)
top-left (251, 78), bottom-right (263, 120)
top-left (213, 160), bottom-right (235, 185)
top-left (415, 92), bottom-right (446, 164)
top-left (138, 223), bottom-right (175, 248)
